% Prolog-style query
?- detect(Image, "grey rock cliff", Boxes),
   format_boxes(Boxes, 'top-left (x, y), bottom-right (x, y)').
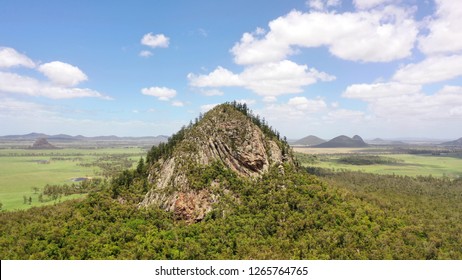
top-left (140, 104), bottom-right (293, 222)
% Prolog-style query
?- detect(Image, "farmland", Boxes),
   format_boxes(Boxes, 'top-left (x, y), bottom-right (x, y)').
top-left (0, 145), bottom-right (146, 211)
top-left (295, 146), bottom-right (462, 178)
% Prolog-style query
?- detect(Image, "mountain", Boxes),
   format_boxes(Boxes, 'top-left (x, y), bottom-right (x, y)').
top-left (0, 133), bottom-right (168, 143)
top-left (292, 135), bottom-right (326, 146)
top-left (314, 135), bottom-right (368, 148)
top-left (140, 103), bottom-right (293, 221)
top-left (440, 137), bottom-right (462, 147)
top-left (29, 138), bottom-right (58, 149)
top-left (366, 138), bottom-right (407, 145)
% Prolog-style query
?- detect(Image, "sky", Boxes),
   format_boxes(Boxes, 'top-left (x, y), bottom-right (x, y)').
top-left (1, 0), bottom-right (462, 140)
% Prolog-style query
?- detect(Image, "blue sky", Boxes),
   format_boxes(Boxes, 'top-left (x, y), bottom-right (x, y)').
top-left (1, 0), bottom-right (462, 139)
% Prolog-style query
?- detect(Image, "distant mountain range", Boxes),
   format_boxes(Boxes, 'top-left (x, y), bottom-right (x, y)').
top-left (314, 135), bottom-right (368, 148)
top-left (0, 133), bottom-right (169, 143)
top-left (292, 135), bottom-right (462, 147)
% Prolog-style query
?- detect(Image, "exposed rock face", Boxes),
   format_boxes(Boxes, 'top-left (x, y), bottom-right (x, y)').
top-left (140, 104), bottom-right (293, 222)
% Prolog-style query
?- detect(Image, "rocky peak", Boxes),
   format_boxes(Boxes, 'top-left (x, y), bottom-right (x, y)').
top-left (140, 103), bottom-right (293, 222)
top-left (29, 138), bottom-right (58, 149)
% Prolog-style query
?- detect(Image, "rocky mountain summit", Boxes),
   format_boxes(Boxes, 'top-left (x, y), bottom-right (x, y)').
top-left (140, 103), bottom-right (294, 222)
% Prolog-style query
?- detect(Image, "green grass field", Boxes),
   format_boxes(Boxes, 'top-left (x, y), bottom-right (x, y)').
top-left (296, 151), bottom-right (462, 178)
top-left (0, 147), bottom-right (145, 211)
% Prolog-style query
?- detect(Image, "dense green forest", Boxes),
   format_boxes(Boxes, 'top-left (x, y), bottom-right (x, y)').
top-left (1, 162), bottom-right (461, 259)
top-left (1, 102), bottom-right (461, 259)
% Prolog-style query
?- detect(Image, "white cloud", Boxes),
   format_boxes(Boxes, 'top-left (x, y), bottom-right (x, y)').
top-left (392, 55), bottom-right (462, 84)
top-left (171, 101), bottom-right (184, 107)
top-left (141, 86), bottom-right (177, 101)
top-left (240, 60), bottom-right (335, 96)
top-left (231, 7), bottom-right (418, 64)
top-left (343, 82), bottom-right (462, 121)
top-left (343, 82), bottom-right (421, 100)
top-left (419, 0), bottom-right (462, 55)
top-left (0, 71), bottom-right (109, 99)
top-left (139, 50), bottom-right (153, 57)
top-left (263, 96), bottom-right (278, 103)
top-left (307, 0), bottom-right (341, 11)
top-left (323, 109), bottom-right (366, 122)
top-left (188, 60), bottom-right (335, 97)
top-left (38, 61), bottom-right (88, 87)
top-left (353, 0), bottom-right (394, 10)
top-left (199, 89), bottom-right (224, 96)
top-left (288, 96), bottom-right (327, 112)
top-left (0, 47), bottom-right (35, 68)
top-left (0, 98), bottom-right (54, 118)
top-left (188, 67), bottom-right (242, 88)
top-left (141, 33), bottom-right (170, 48)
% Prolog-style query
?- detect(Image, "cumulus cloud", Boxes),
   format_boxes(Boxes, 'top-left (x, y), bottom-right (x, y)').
top-left (0, 71), bottom-right (109, 99)
top-left (141, 86), bottom-right (177, 101)
top-left (392, 55), bottom-right (462, 84)
top-left (188, 60), bottom-right (335, 98)
top-left (141, 33), bottom-right (170, 48)
top-left (419, 0), bottom-right (462, 55)
top-left (343, 81), bottom-right (462, 121)
top-left (38, 61), bottom-right (88, 87)
top-left (231, 7), bottom-right (418, 64)
top-left (288, 96), bottom-right (327, 111)
top-left (0, 47), bottom-right (36, 68)
top-left (188, 66), bottom-right (242, 88)
top-left (343, 82), bottom-right (421, 100)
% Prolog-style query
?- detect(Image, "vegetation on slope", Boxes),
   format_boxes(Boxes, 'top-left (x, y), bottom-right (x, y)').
top-left (3, 164), bottom-right (454, 259)
top-left (1, 102), bottom-right (461, 259)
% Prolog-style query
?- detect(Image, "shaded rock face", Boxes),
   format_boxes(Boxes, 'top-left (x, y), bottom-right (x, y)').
top-left (140, 104), bottom-right (292, 222)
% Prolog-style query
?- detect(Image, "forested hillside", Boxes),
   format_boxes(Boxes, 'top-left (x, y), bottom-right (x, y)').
top-left (1, 103), bottom-right (461, 260)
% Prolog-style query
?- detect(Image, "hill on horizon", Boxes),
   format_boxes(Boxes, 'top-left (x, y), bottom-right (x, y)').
top-left (314, 135), bottom-right (368, 148)
top-left (440, 137), bottom-right (462, 147)
top-left (29, 138), bottom-right (59, 149)
top-left (292, 135), bottom-right (326, 146)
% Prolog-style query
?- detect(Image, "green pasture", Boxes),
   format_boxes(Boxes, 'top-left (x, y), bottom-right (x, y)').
top-left (298, 152), bottom-right (462, 178)
top-left (0, 147), bottom-right (145, 211)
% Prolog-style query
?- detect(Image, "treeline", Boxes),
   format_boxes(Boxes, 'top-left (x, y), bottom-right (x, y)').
top-left (337, 155), bottom-right (401, 165)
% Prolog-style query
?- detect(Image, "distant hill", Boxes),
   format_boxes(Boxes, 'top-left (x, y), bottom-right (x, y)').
top-left (366, 138), bottom-right (407, 145)
top-left (314, 135), bottom-right (368, 148)
top-left (440, 137), bottom-right (462, 147)
top-left (29, 138), bottom-right (58, 149)
top-left (292, 135), bottom-right (326, 146)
